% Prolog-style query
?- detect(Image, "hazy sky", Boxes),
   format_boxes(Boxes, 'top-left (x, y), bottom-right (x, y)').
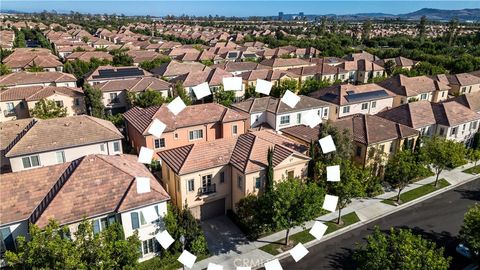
top-left (2, 1), bottom-right (479, 17)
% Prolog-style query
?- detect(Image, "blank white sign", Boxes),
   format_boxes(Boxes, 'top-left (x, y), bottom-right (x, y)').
top-left (223, 77), bottom-right (242, 91)
top-left (137, 147), bottom-right (154, 164)
top-left (142, 206), bottom-right (159, 223)
top-left (264, 259), bottom-right (283, 270)
top-left (302, 110), bottom-right (322, 128)
top-left (155, 230), bottom-right (175, 249)
top-left (207, 263), bottom-right (223, 270)
top-left (309, 221), bottom-right (328, 240)
top-left (319, 135), bottom-right (336, 154)
top-left (255, 79), bottom-right (272, 95)
top-left (281, 90), bottom-right (301, 108)
top-left (327, 165), bottom-right (340, 182)
top-left (167, 96), bottom-right (187, 116)
top-left (147, 119), bottom-right (167, 138)
top-left (323, 194), bottom-right (339, 212)
top-left (177, 250), bottom-right (197, 269)
top-left (136, 176), bottom-right (151, 194)
top-left (289, 243), bottom-right (309, 262)
top-left (192, 82), bottom-right (212, 99)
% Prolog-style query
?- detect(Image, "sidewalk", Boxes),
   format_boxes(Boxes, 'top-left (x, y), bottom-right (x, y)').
top-left (190, 163), bottom-right (479, 270)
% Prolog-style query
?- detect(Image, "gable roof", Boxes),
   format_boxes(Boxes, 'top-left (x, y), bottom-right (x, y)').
top-left (0, 86), bottom-right (84, 102)
top-left (376, 100), bottom-right (436, 129)
top-left (378, 74), bottom-right (450, 97)
top-left (150, 60), bottom-right (211, 78)
top-left (309, 83), bottom-right (394, 105)
top-left (0, 72), bottom-right (77, 87)
top-left (95, 77), bottom-right (170, 93)
top-left (231, 96), bottom-right (330, 115)
top-left (432, 101), bottom-right (480, 127)
top-left (171, 68), bottom-right (232, 87)
top-left (449, 92), bottom-right (480, 112)
top-left (84, 65), bottom-right (152, 81)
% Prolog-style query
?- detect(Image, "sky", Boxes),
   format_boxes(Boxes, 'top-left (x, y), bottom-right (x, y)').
top-left (1, 1), bottom-right (479, 17)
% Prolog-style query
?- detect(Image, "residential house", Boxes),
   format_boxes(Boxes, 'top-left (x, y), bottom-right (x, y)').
top-left (0, 154), bottom-right (170, 262)
top-left (0, 86), bottom-right (86, 122)
top-left (65, 51), bottom-right (113, 62)
top-left (231, 96), bottom-right (330, 131)
top-left (259, 58), bottom-right (314, 71)
top-left (449, 92), bottom-right (480, 113)
top-left (0, 115), bottom-right (123, 172)
top-left (84, 65), bottom-right (152, 85)
top-left (374, 56), bottom-right (418, 70)
top-left (150, 60), bottom-right (211, 80)
top-left (345, 51), bottom-right (380, 62)
top-left (432, 73), bottom-right (480, 96)
top-left (339, 59), bottom-right (385, 84)
top-left (158, 130), bottom-right (309, 220)
top-left (0, 72), bottom-right (77, 88)
top-left (287, 64), bottom-right (349, 85)
top-left (240, 69), bottom-right (300, 90)
top-left (309, 83), bottom-right (395, 120)
top-left (211, 62), bottom-right (270, 76)
top-left (123, 103), bottom-right (249, 155)
top-left (2, 48), bottom-right (63, 72)
top-left (378, 74), bottom-right (450, 106)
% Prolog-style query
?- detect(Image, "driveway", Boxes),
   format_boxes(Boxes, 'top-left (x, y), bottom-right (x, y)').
top-left (201, 215), bottom-right (250, 255)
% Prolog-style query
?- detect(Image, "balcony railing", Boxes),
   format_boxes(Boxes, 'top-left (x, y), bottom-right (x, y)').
top-left (198, 184), bottom-right (216, 196)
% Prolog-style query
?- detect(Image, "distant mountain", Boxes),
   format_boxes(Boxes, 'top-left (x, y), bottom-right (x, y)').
top-left (400, 8), bottom-right (480, 21)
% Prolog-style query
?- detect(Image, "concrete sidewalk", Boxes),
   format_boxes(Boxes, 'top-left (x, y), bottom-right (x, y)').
top-left (190, 163), bottom-right (479, 270)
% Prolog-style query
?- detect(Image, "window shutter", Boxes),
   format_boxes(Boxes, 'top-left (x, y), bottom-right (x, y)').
top-left (131, 212), bottom-right (140, 229)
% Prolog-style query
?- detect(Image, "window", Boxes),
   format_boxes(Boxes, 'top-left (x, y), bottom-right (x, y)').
top-left (100, 144), bottom-right (105, 151)
top-left (6, 102), bottom-right (14, 113)
top-left (342, 106), bottom-right (350, 114)
top-left (232, 125), bottom-right (238, 136)
top-left (74, 98), bottom-right (80, 106)
top-left (389, 142), bottom-right (395, 153)
top-left (142, 238), bottom-right (160, 256)
top-left (22, 155), bottom-right (40, 169)
top-left (296, 113), bottom-right (301, 124)
top-left (420, 93), bottom-right (428, 100)
top-left (92, 216), bottom-right (115, 234)
top-left (451, 127), bottom-right (457, 136)
top-left (280, 115), bottom-right (290, 125)
top-left (317, 110), bottom-right (321, 116)
top-left (287, 170), bottom-right (294, 179)
top-left (462, 124), bottom-right (466, 134)
top-left (323, 108), bottom-right (328, 118)
top-left (469, 86), bottom-right (472, 93)
top-left (113, 141), bottom-right (120, 152)
top-left (255, 115), bottom-right (260, 122)
top-left (56, 151), bottom-right (65, 163)
top-left (1, 227), bottom-right (15, 253)
top-left (355, 146), bottom-right (362, 157)
top-left (220, 171), bottom-right (225, 183)
top-left (361, 103), bottom-right (368, 110)
top-left (442, 91), bottom-right (445, 97)
top-left (130, 211), bottom-right (147, 230)
top-left (202, 174), bottom-right (212, 187)
top-left (174, 132), bottom-right (179, 139)
top-left (237, 175), bottom-right (243, 189)
top-left (187, 179), bottom-right (195, 192)
top-left (154, 138), bottom-right (165, 149)
top-left (255, 177), bottom-right (262, 190)
top-left (109, 93), bottom-right (118, 103)
top-left (371, 101), bottom-right (376, 108)
top-left (439, 127), bottom-right (445, 136)
top-left (461, 87), bottom-right (467, 93)
top-left (472, 121), bottom-right (478, 130)
top-left (55, 100), bottom-right (64, 107)
top-left (189, 130), bottom-right (203, 140)
top-left (379, 144), bottom-right (385, 152)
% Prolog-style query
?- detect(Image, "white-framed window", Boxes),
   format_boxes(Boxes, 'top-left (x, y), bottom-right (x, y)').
top-left (189, 129), bottom-right (203, 141)
top-left (154, 138), bottom-right (165, 149)
top-left (451, 127), bottom-right (457, 136)
top-left (254, 177), bottom-right (262, 190)
top-left (187, 179), bottom-right (195, 192)
top-left (371, 101), bottom-right (377, 108)
top-left (296, 113), bottom-right (301, 124)
top-left (202, 174), bottom-right (212, 187)
top-left (342, 106), bottom-right (350, 114)
top-left (109, 93), bottom-right (118, 103)
top-left (280, 115), bottom-right (290, 125)
top-left (237, 175), bottom-right (243, 189)
top-left (361, 103), bottom-right (368, 110)
top-left (22, 155), bottom-right (40, 169)
top-left (55, 100), bottom-right (64, 107)
top-left (323, 108), bottom-right (328, 118)
top-left (5, 102), bottom-right (14, 113)
top-left (232, 125), bottom-right (238, 136)
top-left (471, 121), bottom-right (478, 130)
top-left (130, 206), bottom-right (160, 230)
top-left (100, 144), bottom-right (105, 151)
top-left (92, 215), bottom-right (116, 234)
top-left (113, 141), bottom-right (120, 152)
top-left (56, 151), bottom-right (66, 163)
top-left (420, 93), bottom-right (428, 100)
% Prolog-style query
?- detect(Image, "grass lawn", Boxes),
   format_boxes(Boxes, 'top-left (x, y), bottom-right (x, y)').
top-left (259, 212), bottom-right (360, 255)
top-left (463, 165), bottom-right (480, 174)
top-left (137, 253), bottom-right (209, 270)
top-left (381, 178), bottom-right (450, 206)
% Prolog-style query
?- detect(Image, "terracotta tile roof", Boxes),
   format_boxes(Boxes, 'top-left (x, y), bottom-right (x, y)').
top-left (376, 100), bottom-right (436, 129)
top-left (84, 65), bottom-right (152, 81)
top-left (65, 51), bottom-right (113, 62)
top-left (309, 83), bottom-right (395, 105)
top-left (470, 70), bottom-right (480, 78)
top-left (432, 101), bottom-right (480, 126)
top-left (0, 86), bottom-right (84, 102)
top-left (172, 68), bottom-right (232, 87)
top-left (211, 62), bottom-right (270, 73)
top-left (124, 103), bottom-right (248, 135)
top-left (378, 74), bottom-right (450, 97)
top-left (288, 64), bottom-right (347, 77)
top-left (95, 77), bottom-right (170, 93)
top-left (150, 60), bottom-right (211, 78)
top-left (0, 154), bottom-right (169, 227)
top-left (231, 96), bottom-right (329, 115)
top-left (3, 115), bottom-right (123, 157)
top-left (0, 118), bottom-right (34, 151)
top-left (240, 69), bottom-right (299, 81)
top-left (260, 58), bottom-right (312, 68)
top-left (434, 73), bottom-right (480, 86)
top-left (0, 72), bottom-right (77, 87)
top-left (374, 56), bottom-right (417, 68)
top-left (449, 92), bottom-right (480, 112)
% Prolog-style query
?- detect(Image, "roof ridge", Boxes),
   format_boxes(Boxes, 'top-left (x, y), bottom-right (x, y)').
top-left (4, 118), bottom-right (37, 155)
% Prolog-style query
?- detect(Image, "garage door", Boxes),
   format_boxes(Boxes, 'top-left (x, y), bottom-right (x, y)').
top-left (200, 198), bottom-right (225, 220)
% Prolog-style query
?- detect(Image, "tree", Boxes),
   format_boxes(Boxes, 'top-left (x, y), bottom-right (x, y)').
top-left (270, 79), bottom-right (298, 98)
top-left (420, 136), bottom-right (466, 186)
top-left (81, 36), bottom-right (89, 43)
top-left (467, 148), bottom-right (480, 166)
top-left (214, 87), bottom-right (235, 107)
top-left (307, 140), bottom-right (316, 179)
top-left (362, 20), bottom-right (372, 41)
top-left (384, 149), bottom-right (421, 203)
top-left (299, 78), bottom-right (333, 95)
top-left (26, 64), bottom-right (44, 72)
top-left (269, 178), bottom-right (325, 245)
top-left (172, 82), bottom-right (192, 106)
top-left (130, 89), bottom-right (167, 108)
top-left (30, 99), bottom-right (67, 119)
top-left (459, 204), bottom-right (480, 265)
top-left (330, 160), bottom-right (367, 224)
top-left (265, 147), bottom-right (274, 193)
top-left (383, 60), bottom-right (396, 76)
top-left (417, 15), bottom-right (427, 42)
top-left (244, 85), bottom-right (260, 99)
top-left (353, 227), bottom-right (451, 270)
top-left (446, 18), bottom-right (459, 46)
top-left (112, 52), bottom-right (134, 66)
top-left (0, 63), bottom-right (11, 75)
top-left (139, 56), bottom-right (171, 71)
top-left (84, 84), bottom-right (105, 118)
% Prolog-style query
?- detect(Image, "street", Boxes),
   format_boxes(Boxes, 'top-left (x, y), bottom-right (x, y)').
top-left (280, 178), bottom-right (480, 269)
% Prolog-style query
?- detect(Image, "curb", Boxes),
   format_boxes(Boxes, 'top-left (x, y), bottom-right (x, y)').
top-left (252, 175), bottom-right (479, 269)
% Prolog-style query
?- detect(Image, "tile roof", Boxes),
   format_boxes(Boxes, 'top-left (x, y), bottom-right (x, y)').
top-left (0, 154), bottom-right (170, 227)
top-left (211, 62), bottom-right (270, 73)
top-left (65, 51), bottom-right (113, 62)
top-left (150, 60), bottom-right (211, 78)
top-left (432, 101), bottom-right (480, 126)
top-left (0, 86), bottom-right (84, 102)
top-left (376, 100), bottom-right (437, 129)
top-left (434, 73), bottom-right (480, 86)
top-left (378, 74), bottom-right (450, 97)
top-left (3, 48), bottom-right (62, 69)
top-left (449, 92), bottom-right (480, 112)
top-left (0, 118), bottom-right (34, 151)
top-left (0, 72), bottom-right (77, 87)
top-left (95, 77), bottom-right (170, 93)
top-left (309, 83), bottom-right (394, 105)
top-left (171, 68), bottom-right (232, 87)
top-left (231, 96), bottom-right (330, 115)
top-left (3, 115), bottom-right (123, 157)
top-left (84, 65), bottom-right (152, 81)
top-left (123, 103), bottom-right (248, 135)
top-left (259, 58), bottom-right (312, 68)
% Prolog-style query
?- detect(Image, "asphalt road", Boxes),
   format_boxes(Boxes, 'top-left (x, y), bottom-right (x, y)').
top-left (280, 178), bottom-right (480, 270)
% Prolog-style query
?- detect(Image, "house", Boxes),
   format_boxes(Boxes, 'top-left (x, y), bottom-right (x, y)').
top-left (2, 48), bottom-right (63, 72)
top-left (65, 51), bottom-right (113, 62)
top-left (211, 62), bottom-right (270, 76)
top-left (240, 69), bottom-right (300, 89)
top-left (281, 114), bottom-right (419, 169)
top-left (94, 77), bottom-right (171, 114)
top-left (339, 59), bottom-right (385, 84)
top-left (123, 103), bottom-right (249, 154)
top-left (309, 83), bottom-right (395, 120)
top-left (0, 86), bottom-right (86, 122)
top-left (0, 72), bottom-right (77, 88)
top-left (449, 92), bottom-right (480, 113)
top-left (158, 130), bottom-right (309, 220)
top-left (0, 154), bottom-right (170, 262)
top-left (345, 51), bottom-right (380, 62)
top-left (0, 115), bottom-right (123, 172)
top-left (287, 64), bottom-right (349, 84)
top-left (259, 58), bottom-right (314, 71)
top-left (126, 50), bottom-right (167, 66)
top-left (378, 74), bottom-right (450, 106)
top-left (432, 73), bottom-right (480, 96)
top-left (84, 65), bottom-right (152, 85)
top-left (150, 60), bottom-right (211, 80)
top-left (374, 56), bottom-right (418, 70)
top-left (377, 100), bottom-right (480, 145)
top-left (231, 96), bottom-right (330, 131)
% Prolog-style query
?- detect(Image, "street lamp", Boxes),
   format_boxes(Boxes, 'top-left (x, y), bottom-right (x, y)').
top-left (180, 234), bottom-right (185, 270)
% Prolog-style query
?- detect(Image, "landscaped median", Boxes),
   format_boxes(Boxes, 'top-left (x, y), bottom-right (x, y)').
top-left (463, 165), bottom-right (480, 174)
top-left (381, 178), bottom-right (450, 206)
top-left (259, 212), bottom-right (360, 255)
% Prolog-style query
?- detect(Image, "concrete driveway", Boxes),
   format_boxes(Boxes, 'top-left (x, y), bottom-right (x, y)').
top-left (200, 215), bottom-right (250, 255)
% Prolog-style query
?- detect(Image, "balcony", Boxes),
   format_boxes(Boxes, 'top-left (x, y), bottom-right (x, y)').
top-left (3, 109), bottom-right (16, 117)
top-left (198, 184), bottom-right (216, 196)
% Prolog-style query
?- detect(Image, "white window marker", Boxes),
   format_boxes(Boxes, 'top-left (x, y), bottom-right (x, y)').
top-left (142, 206), bottom-right (159, 223)
top-left (322, 194), bottom-right (339, 212)
top-left (223, 77), bottom-right (242, 91)
top-left (289, 243), bottom-right (309, 262)
top-left (207, 263), bottom-right (223, 270)
top-left (302, 110), bottom-right (322, 128)
top-left (255, 79), bottom-right (272, 95)
top-left (264, 259), bottom-right (283, 270)
top-left (137, 147), bottom-right (154, 164)
top-left (167, 96), bottom-right (187, 116)
top-left (155, 230), bottom-right (175, 249)
top-left (318, 135), bottom-right (336, 154)
top-left (192, 82), bottom-right (212, 99)
top-left (177, 250), bottom-right (197, 269)
top-left (280, 90), bottom-right (301, 108)
top-left (309, 221), bottom-right (328, 240)
top-left (147, 119), bottom-right (167, 138)
top-left (236, 267), bottom-right (252, 270)
top-left (136, 176), bottom-right (151, 194)
top-left (326, 165), bottom-right (340, 182)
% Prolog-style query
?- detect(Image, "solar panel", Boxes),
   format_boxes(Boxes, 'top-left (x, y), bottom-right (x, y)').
top-left (92, 68), bottom-right (145, 79)
top-left (345, 90), bottom-right (389, 103)
top-left (321, 93), bottom-right (338, 102)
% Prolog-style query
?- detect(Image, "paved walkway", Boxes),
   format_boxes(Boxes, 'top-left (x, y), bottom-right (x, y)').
top-left (190, 163), bottom-right (479, 270)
